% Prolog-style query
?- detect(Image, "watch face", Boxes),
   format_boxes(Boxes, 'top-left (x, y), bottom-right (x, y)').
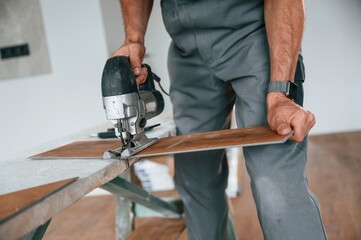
top-left (288, 81), bottom-right (298, 100)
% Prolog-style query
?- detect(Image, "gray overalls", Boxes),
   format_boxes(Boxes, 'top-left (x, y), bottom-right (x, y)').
top-left (160, 0), bottom-right (327, 239)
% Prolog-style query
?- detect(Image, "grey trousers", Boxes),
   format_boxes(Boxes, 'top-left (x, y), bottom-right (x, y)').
top-left (167, 41), bottom-right (327, 239)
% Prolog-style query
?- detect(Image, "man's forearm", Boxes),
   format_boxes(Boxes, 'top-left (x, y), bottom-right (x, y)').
top-left (121, 0), bottom-right (153, 44)
top-left (264, 0), bottom-right (305, 81)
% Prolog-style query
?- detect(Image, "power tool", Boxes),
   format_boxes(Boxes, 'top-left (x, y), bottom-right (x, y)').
top-left (101, 56), bottom-right (165, 158)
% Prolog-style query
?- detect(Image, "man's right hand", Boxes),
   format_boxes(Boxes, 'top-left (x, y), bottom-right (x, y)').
top-left (111, 41), bottom-right (148, 85)
top-left (115, 0), bottom-right (153, 84)
top-left (267, 92), bottom-right (316, 143)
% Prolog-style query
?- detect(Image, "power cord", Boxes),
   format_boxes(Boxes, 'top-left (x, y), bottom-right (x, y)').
top-left (152, 73), bottom-right (170, 96)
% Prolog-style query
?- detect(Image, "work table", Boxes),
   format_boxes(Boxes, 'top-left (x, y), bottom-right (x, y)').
top-left (0, 120), bottom-right (175, 239)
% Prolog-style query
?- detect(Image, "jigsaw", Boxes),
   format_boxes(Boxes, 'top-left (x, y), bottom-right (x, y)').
top-left (101, 56), bottom-right (165, 158)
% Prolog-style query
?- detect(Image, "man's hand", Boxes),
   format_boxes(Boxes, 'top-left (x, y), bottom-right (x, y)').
top-left (267, 92), bottom-right (316, 142)
top-left (111, 41), bottom-right (148, 85)
top-left (264, 0), bottom-right (313, 142)
top-left (111, 0), bottom-right (154, 85)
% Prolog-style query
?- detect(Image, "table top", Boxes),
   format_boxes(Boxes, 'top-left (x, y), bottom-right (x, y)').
top-left (0, 120), bottom-right (175, 239)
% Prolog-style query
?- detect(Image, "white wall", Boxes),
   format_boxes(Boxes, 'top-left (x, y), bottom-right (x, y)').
top-left (0, 0), bottom-right (108, 160)
top-left (303, 0), bottom-right (361, 134)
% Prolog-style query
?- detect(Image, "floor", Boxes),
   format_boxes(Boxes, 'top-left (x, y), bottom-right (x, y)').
top-left (43, 131), bottom-right (361, 240)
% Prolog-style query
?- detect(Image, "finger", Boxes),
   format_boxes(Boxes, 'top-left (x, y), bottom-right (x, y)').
top-left (131, 44), bottom-right (146, 75)
top-left (129, 52), bottom-right (142, 76)
top-left (111, 46), bottom-right (129, 58)
top-left (304, 113), bottom-right (316, 136)
top-left (136, 67), bottom-right (148, 85)
top-left (275, 122), bottom-right (293, 136)
top-left (290, 117), bottom-right (308, 142)
top-left (267, 116), bottom-right (277, 131)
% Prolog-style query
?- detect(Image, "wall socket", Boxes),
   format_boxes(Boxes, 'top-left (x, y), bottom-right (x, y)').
top-left (0, 44), bottom-right (30, 60)
top-left (0, 0), bottom-right (51, 80)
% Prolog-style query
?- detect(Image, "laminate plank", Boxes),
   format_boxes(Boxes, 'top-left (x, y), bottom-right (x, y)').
top-left (307, 144), bottom-right (349, 239)
top-left (132, 125), bottom-right (290, 159)
top-left (30, 140), bottom-right (121, 159)
top-left (230, 153), bottom-right (263, 240)
top-left (177, 229), bottom-right (187, 240)
top-left (0, 178), bottom-right (78, 224)
top-left (41, 131), bottom-right (361, 240)
top-left (44, 196), bottom-right (186, 240)
top-left (127, 217), bottom-right (185, 240)
top-left (308, 132), bottom-right (361, 240)
top-left (43, 195), bottom-right (116, 240)
top-left (0, 158), bottom-right (130, 239)
top-left (31, 126), bottom-right (290, 159)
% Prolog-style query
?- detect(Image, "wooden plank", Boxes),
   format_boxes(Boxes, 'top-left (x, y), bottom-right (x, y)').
top-left (31, 140), bottom-right (121, 159)
top-left (127, 217), bottom-right (186, 240)
top-left (133, 125), bottom-right (290, 159)
top-left (307, 132), bottom-right (361, 240)
top-left (0, 159), bottom-right (132, 239)
top-left (178, 229), bottom-right (188, 240)
top-left (0, 178), bottom-right (78, 224)
top-left (37, 131), bottom-right (361, 240)
top-left (31, 126), bottom-right (291, 159)
top-left (43, 195), bottom-right (116, 240)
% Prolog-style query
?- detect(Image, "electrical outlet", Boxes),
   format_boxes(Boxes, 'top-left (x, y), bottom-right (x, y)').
top-left (0, 44), bottom-right (30, 60)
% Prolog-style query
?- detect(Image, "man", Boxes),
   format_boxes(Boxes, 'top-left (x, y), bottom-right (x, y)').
top-left (112, 0), bottom-right (327, 239)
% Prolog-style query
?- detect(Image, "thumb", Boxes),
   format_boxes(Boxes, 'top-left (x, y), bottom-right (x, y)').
top-left (276, 123), bottom-right (292, 136)
top-left (129, 51), bottom-right (142, 76)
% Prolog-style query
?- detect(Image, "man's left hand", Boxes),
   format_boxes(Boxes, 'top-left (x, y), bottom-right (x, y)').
top-left (267, 92), bottom-right (316, 142)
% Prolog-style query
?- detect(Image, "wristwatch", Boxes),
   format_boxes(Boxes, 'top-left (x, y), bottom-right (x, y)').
top-left (267, 80), bottom-right (298, 100)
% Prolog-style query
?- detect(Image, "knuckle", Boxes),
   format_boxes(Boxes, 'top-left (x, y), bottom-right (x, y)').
top-left (311, 113), bottom-right (316, 121)
top-left (299, 110), bottom-right (307, 118)
top-left (308, 113), bottom-right (316, 123)
top-left (311, 119), bottom-right (316, 128)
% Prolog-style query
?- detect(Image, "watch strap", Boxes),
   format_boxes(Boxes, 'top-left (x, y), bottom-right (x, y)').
top-left (267, 81), bottom-right (290, 93)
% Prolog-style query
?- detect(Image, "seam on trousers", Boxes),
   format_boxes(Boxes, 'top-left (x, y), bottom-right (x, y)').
top-left (199, 157), bottom-right (222, 239)
top-left (308, 191), bottom-right (328, 239)
top-left (296, 141), bottom-right (307, 153)
top-left (296, 142), bottom-right (327, 240)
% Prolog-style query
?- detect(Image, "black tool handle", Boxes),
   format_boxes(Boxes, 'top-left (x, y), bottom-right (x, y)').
top-left (102, 56), bottom-right (161, 97)
top-left (101, 56), bottom-right (138, 97)
top-left (139, 64), bottom-right (158, 92)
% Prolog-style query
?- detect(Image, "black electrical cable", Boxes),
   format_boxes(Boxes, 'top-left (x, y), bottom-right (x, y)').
top-left (152, 72), bottom-right (170, 96)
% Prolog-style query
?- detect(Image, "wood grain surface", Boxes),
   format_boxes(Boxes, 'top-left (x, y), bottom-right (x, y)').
top-left (0, 178), bottom-right (78, 224)
top-left (30, 140), bottom-right (121, 159)
top-left (132, 125), bottom-right (290, 159)
top-left (41, 131), bottom-right (361, 240)
top-left (43, 195), bottom-right (116, 240)
top-left (306, 132), bottom-right (361, 240)
top-left (31, 126), bottom-right (290, 159)
top-left (127, 217), bottom-right (186, 240)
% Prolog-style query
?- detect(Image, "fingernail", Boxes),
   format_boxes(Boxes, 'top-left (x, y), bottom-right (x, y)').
top-left (133, 68), bottom-right (140, 75)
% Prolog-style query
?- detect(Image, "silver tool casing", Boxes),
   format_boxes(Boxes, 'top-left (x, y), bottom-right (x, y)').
top-left (103, 92), bottom-right (144, 136)
top-left (102, 92), bottom-right (139, 120)
top-left (103, 91), bottom-right (162, 136)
